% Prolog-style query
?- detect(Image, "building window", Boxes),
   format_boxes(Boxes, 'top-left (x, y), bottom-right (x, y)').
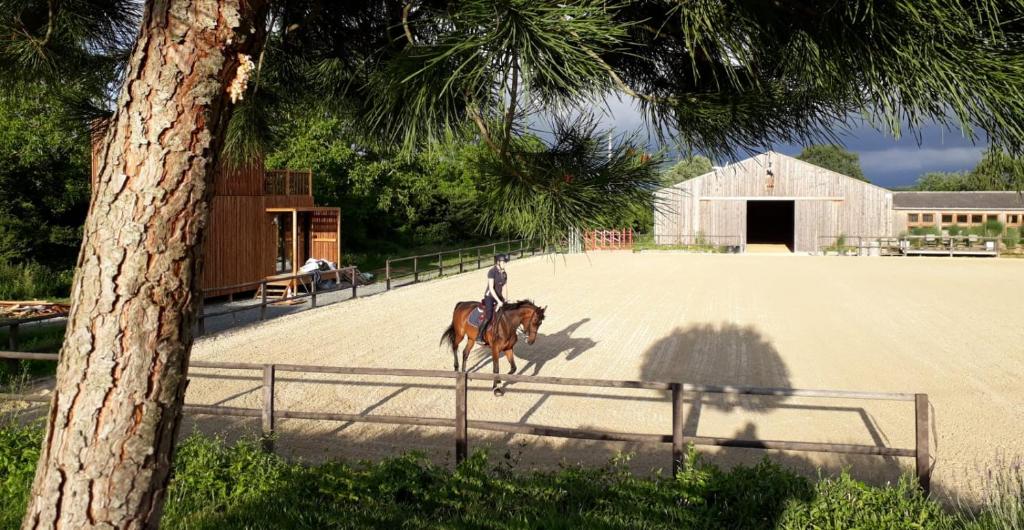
top-left (957, 214), bottom-right (968, 223)
top-left (1010, 214), bottom-right (1021, 224)
top-left (922, 213), bottom-right (934, 223)
top-left (987, 214), bottom-right (1001, 222)
top-left (971, 214), bottom-right (983, 224)
top-left (908, 213), bottom-right (919, 223)
top-left (942, 214), bottom-right (953, 223)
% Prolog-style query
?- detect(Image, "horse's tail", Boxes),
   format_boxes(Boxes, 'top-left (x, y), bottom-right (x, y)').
top-left (440, 323), bottom-right (458, 354)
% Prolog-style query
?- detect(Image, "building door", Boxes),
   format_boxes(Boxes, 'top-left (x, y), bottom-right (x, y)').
top-left (274, 213), bottom-right (293, 273)
top-left (746, 200), bottom-right (795, 251)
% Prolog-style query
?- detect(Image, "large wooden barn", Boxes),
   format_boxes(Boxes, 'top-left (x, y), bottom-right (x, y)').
top-left (654, 151), bottom-right (894, 252)
top-left (654, 151), bottom-right (1024, 253)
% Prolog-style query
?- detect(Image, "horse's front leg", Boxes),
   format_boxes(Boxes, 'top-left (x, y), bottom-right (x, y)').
top-left (503, 349), bottom-right (517, 375)
top-left (491, 346), bottom-right (504, 396)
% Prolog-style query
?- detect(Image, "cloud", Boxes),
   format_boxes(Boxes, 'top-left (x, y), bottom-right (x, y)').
top-left (858, 146), bottom-right (985, 174)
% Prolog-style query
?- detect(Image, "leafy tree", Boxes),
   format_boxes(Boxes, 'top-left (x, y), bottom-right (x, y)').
top-left (6, 1), bottom-right (1024, 527)
top-left (0, 87), bottom-right (91, 269)
top-left (266, 114), bottom-right (489, 249)
top-left (662, 155), bottom-right (713, 186)
top-left (797, 144), bottom-right (868, 181)
top-left (912, 171), bottom-right (976, 191)
top-left (970, 148), bottom-right (1024, 190)
top-left (912, 148), bottom-right (1024, 190)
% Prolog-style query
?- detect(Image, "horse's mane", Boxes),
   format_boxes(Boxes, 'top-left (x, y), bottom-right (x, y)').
top-left (503, 299), bottom-right (537, 310)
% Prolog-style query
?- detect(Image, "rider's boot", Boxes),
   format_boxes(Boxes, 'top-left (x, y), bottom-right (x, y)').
top-left (476, 319), bottom-right (490, 345)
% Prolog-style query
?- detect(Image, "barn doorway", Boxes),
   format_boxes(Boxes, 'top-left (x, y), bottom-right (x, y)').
top-left (746, 200), bottom-right (795, 251)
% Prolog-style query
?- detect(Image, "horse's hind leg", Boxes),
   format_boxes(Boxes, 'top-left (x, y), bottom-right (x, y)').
top-left (460, 340), bottom-right (474, 373)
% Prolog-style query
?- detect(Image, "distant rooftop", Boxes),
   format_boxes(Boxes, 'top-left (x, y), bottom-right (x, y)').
top-left (892, 191), bottom-right (1024, 210)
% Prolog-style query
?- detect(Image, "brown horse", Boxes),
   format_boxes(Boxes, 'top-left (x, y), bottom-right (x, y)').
top-left (440, 300), bottom-right (546, 395)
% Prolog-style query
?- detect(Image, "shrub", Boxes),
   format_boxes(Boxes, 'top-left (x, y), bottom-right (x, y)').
top-left (1003, 227), bottom-right (1020, 249)
top-left (983, 219), bottom-right (1005, 237)
top-left (12, 425), bottom-right (1024, 529)
top-left (911, 225), bottom-right (941, 236)
top-left (0, 261), bottom-right (73, 300)
top-left (948, 224), bottom-right (967, 236)
top-left (0, 421), bottom-right (42, 528)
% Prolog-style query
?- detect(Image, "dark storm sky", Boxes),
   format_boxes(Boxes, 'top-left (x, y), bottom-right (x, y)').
top-left (593, 97), bottom-right (989, 189)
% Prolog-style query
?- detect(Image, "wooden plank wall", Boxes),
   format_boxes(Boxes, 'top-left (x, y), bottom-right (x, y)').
top-left (202, 196), bottom-right (275, 297)
top-left (654, 152), bottom-right (895, 252)
top-left (310, 210), bottom-right (341, 264)
top-left (214, 164), bottom-right (265, 196)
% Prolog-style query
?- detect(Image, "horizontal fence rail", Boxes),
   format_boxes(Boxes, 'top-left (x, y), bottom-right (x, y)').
top-left (818, 235), bottom-right (1001, 256)
top-left (197, 266), bottom-right (359, 336)
top-left (0, 351), bottom-right (931, 493)
top-left (384, 239), bottom-right (545, 291)
top-left (0, 313), bottom-right (67, 351)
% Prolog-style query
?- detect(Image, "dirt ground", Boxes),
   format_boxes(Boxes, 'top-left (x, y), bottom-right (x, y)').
top-left (187, 252), bottom-right (1024, 501)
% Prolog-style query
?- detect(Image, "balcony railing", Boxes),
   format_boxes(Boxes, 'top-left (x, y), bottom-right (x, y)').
top-left (264, 169), bottom-right (312, 196)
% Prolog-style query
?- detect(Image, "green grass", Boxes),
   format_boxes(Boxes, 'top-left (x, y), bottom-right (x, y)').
top-left (634, 233), bottom-right (728, 253)
top-left (6, 422), bottom-right (1016, 529)
top-left (0, 262), bottom-right (73, 301)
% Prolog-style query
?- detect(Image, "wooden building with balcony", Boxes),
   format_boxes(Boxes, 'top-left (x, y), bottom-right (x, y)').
top-left (90, 148), bottom-right (341, 297)
top-left (202, 166), bottom-right (341, 297)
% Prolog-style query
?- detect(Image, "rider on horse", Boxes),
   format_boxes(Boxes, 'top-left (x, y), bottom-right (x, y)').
top-left (477, 253), bottom-right (509, 344)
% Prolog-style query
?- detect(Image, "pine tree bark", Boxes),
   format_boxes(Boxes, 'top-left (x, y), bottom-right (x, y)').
top-left (22, 1), bottom-right (265, 528)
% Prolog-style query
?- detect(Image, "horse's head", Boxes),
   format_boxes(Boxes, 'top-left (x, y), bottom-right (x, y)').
top-left (525, 304), bottom-right (546, 345)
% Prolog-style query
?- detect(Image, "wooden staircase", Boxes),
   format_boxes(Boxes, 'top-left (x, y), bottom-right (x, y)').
top-left (254, 280), bottom-right (294, 304)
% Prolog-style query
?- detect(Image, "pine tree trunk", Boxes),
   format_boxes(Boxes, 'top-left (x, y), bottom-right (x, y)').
top-left (22, 1), bottom-right (265, 528)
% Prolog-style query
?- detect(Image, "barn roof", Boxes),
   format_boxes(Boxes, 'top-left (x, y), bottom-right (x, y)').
top-left (892, 191), bottom-right (1024, 210)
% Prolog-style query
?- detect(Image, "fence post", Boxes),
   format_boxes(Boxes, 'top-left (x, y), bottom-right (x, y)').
top-left (519, 239), bottom-right (525, 258)
top-left (8, 323), bottom-right (19, 351)
top-left (414, 257), bottom-right (419, 283)
top-left (262, 364), bottom-right (276, 452)
top-left (259, 280), bottom-right (268, 321)
top-left (438, 252), bottom-right (444, 278)
top-left (455, 371), bottom-right (468, 464)
top-left (477, 248), bottom-right (482, 269)
top-left (310, 274), bottom-right (318, 308)
top-left (351, 268), bottom-right (358, 298)
top-left (459, 251), bottom-right (464, 273)
top-left (386, 260), bottom-right (391, 290)
top-left (915, 393), bottom-right (931, 495)
top-left (671, 383), bottom-right (684, 476)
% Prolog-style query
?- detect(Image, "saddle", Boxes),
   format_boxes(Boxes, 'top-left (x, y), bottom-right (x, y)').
top-left (468, 301), bottom-right (487, 328)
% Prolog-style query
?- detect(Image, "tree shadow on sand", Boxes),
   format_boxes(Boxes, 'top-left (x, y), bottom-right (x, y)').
top-left (639, 323), bottom-right (921, 492)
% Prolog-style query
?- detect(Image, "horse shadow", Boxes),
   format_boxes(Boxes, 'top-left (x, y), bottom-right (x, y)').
top-left (466, 318), bottom-right (596, 375)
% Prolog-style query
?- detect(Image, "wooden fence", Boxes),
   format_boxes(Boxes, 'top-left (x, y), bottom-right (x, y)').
top-left (197, 266), bottom-right (359, 336)
top-left (0, 313), bottom-right (65, 352)
top-left (584, 228), bottom-right (634, 250)
top-left (0, 351), bottom-right (931, 493)
top-left (384, 239), bottom-right (545, 291)
top-left (818, 235), bottom-right (1001, 256)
